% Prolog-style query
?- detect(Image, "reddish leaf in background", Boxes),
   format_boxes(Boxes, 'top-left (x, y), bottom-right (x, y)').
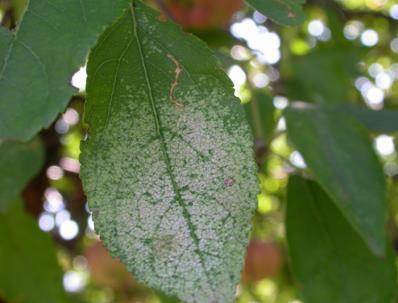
top-left (242, 241), bottom-right (283, 283)
top-left (85, 241), bottom-right (136, 289)
top-left (162, 0), bottom-right (242, 29)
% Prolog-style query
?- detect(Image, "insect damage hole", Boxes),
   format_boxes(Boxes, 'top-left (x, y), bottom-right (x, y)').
top-left (167, 53), bottom-right (184, 107)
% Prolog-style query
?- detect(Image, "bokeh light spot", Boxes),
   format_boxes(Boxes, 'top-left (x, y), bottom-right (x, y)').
top-left (59, 220), bottom-right (79, 240)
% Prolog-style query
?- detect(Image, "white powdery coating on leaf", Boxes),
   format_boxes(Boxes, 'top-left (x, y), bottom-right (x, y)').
top-left (80, 3), bottom-right (258, 303)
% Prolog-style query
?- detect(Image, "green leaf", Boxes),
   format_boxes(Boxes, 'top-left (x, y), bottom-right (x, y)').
top-left (0, 0), bottom-right (130, 141)
top-left (284, 103), bottom-right (387, 255)
top-left (0, 137), bottom-right (44, 212)
top-left (287, 48), bottom-right (360, 104)
top-left (332, 104), bottom-right (398, 134)
top-left (245, 0), bottom-right (305, 26)
top-left (294, 103), bottom-right (398, 134)
top-left (286, 175), bottom-right (396, 303)
top-left (80, 2), bottom-right (258, 303)
top-left (0, 200), bottom-right (67, 303)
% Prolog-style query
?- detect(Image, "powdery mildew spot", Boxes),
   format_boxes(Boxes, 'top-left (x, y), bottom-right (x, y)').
top-left (80, 2), bottom-right (258, 303)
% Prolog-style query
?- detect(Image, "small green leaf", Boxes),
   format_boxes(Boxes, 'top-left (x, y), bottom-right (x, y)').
top-left (0, 0), bottom-right (130, 141)
top-left (286, 175), bottom-right (396, 303)
top-left (0, 137), bottom-right (44, 212)
top-left (0, 200), bottom-right (67, 303)
top-left (284, 103), bottom-right (387, 255)
top-left (80, 2), bottom-right (258, 303)
top-left (245, 0), bottom-right (305, 26)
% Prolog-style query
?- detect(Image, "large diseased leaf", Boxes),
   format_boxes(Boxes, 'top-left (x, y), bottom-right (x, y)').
top-left (80, 2), bottom-right (258, 302)
top-left (0, 0), bottom-right (130, 141)
top-left (246, 0), bottom-right (305, 26)
top-left (286, 175), bottom-right (396, 303)
top-left (0, 137), bottom-right (44, 212)
top-left (0, 200), bottom-right (67, 303)
top-left (284, 103), bottom-right (387, 255)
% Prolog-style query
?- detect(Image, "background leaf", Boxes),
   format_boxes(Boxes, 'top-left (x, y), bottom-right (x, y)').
top-left (295, 104), bottom-right (398, 134)
top-left (245, 0), bottom-right (305, 26)
top-left (80, 2), bottom-right (258, 302)
top-left (287, 48), bottom-right (360, 104)
top-left (0, 200), bottom-right (67, 303)
top-left (286, 175), bottom-right (396, 303)
top-left (0, 137), bottom-right (44, 212)
top-left (284, 103), bottom-right (387, 255)
top-left (0, 0), bottom-right (130, 141)
top-left (332, 104), bottom-right (398, 134)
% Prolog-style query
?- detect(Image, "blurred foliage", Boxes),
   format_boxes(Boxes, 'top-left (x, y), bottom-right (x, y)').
top-left (0, 200), bottom-right (67, 303)
top-left (286, 176), bottom-right (396, 303)
top-left (0, 138), bottom-right (44, 212)
top-left (0, 0), bottom-right (398, 302)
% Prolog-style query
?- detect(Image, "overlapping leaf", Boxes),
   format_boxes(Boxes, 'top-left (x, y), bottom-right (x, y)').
top-left (286, 175), bottom-right (396, 303)
top-left (0, 0), bottom-right (130, 140)
top-left (284, 103), bottom-right (387, 255)
top-left (0, 137), bottom-right (44, 212)
top-left (80, 1), bottom-right (258, 302)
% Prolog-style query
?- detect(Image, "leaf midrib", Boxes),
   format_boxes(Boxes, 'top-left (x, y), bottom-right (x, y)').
top-left (130, 3), bottom-right (215, 296)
